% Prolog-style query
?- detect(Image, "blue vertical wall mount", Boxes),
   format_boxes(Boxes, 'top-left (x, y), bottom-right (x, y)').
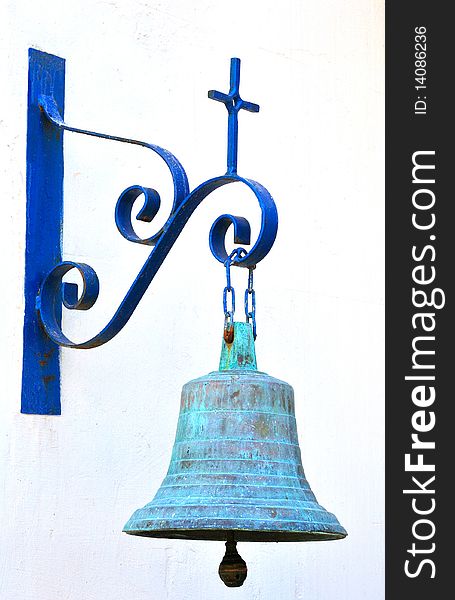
top-left (22, 49), bottom-right (279, 415)
top-left (22, 49), bottom-right (65, 415)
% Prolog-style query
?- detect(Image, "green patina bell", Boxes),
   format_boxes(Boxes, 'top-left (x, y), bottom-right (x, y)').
top-left (123, 322), bottom-right (346, 586)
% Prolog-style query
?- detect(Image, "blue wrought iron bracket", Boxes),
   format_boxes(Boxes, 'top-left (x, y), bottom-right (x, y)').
top-left (22, 49), bottom-right (278, 414)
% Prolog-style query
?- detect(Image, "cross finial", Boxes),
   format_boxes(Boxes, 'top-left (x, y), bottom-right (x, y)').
top-left (208, 58), bottom-right (260, 175)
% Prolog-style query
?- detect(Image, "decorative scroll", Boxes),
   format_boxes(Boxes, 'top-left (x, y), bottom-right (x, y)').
top-left (36, 58), bottom-right (278, 349)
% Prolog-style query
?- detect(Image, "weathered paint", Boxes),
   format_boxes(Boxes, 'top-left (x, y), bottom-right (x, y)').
top-left (21, 49), bottom-right (65, 415)
top-left (123, 322), bottom-right (347, 542)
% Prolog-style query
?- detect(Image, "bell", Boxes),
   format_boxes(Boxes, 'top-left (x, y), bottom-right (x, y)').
top-left (123, 322), bottom-right (346, 586)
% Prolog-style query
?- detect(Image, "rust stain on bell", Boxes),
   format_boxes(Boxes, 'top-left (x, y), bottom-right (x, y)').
top-left (123, 322), bottom-right (347, 586)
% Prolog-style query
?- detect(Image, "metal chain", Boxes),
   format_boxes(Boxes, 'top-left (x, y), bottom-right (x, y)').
top-left (222, 248), bottom-right (246, 330)
top-left (222, 249), bottom-right (257, 341)
top-left (244, 265), bottom-right (257, 339)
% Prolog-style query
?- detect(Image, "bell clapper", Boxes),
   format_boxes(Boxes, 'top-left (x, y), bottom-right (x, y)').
top-left (218, 533), bottom-right (248, 587)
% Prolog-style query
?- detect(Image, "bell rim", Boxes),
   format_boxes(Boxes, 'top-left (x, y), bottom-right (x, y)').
top-left (123, 527), bottom-right (347, 542)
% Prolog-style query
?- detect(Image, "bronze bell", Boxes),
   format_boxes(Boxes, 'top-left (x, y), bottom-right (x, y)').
top-left (123, 322), bottom-right (347, 586)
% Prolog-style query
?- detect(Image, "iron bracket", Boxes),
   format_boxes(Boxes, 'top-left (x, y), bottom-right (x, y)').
top-left (22, 49), bottom-right (278, 414)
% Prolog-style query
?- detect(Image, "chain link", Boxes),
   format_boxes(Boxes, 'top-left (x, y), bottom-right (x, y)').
top-left (223, 286), bottom-right (235, 327)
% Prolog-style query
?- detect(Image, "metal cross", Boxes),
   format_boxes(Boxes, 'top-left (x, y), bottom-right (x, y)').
top-left (208, 57), bottom-right (260, 175)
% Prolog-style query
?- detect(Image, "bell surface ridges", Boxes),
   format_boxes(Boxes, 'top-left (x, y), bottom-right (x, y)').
top-left (123, 322), bottom-right (347, 543)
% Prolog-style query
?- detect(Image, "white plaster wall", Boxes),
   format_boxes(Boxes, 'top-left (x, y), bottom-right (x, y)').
top-left (1, 1), bottom-right (384, 598)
